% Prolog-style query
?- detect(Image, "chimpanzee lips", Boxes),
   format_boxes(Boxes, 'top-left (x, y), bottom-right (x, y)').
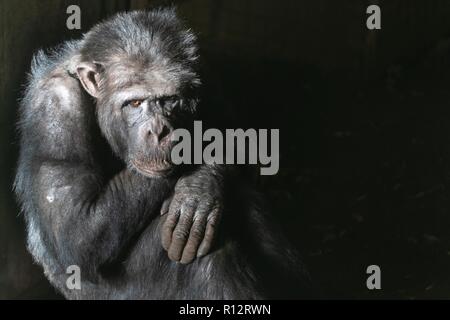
top-left (131, 158), bottom-right (174, 177)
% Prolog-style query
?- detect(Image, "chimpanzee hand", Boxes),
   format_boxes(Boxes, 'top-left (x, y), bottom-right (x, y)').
top-left (160, 167), bottom-right (224, 264)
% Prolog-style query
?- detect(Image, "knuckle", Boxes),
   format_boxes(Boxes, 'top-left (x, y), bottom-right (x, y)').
top-left (168, 207), bottom-right (181, 218)
top-left (207, 212), bottom-right (220, 223)
top-left (164, 215), bottom-right (178, 226)
top-left (197, 198), bottom-right (216, 211)
top-left (193, 210), bottom-right (207, 220)
top-left (173, 230), bottom-right (189, 241)
top-left (169, 198), bottom-right (182, 209)
top-left (190, 229), bottom-right (204, 241)
top-left (180, 203), bottom-right (197, 216)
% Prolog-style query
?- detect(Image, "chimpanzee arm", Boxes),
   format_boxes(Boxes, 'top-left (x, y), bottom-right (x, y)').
top-left (15, 61), bottom-right (171, 280)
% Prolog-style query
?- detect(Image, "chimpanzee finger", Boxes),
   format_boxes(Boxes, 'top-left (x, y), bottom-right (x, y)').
top-left (161, 198), bottom-right (181, 251)
top-left (197, 208), bottom-right (221, 258)
top-left (160, 195), bottom-right (173, 216)
top-left (180, 212), bottom-right (208, 264)
top-left (168, 204), bottom-right (195, 262)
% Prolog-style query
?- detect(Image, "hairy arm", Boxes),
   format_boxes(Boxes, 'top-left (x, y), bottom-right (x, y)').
top-left (15, 66), bottom-right (171, 279)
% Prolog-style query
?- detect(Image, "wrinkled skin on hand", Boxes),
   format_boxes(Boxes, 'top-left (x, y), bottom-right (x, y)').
top-left (160, 167), bottom-right (224, 264)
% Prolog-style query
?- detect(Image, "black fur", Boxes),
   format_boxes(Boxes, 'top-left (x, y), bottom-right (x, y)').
top-left (14, 8), bottom-right (311, 299)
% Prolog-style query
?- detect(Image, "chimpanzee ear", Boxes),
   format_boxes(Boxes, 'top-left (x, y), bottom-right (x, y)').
top-left (76, 62), bottom-right (102, 98)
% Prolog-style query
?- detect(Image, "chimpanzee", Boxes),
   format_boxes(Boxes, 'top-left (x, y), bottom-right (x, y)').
top-left (14, 8), bottom-right (311, 299)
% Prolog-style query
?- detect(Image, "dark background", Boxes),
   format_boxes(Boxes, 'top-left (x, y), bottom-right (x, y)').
top-left (2, 0), bottom-right (450, 299)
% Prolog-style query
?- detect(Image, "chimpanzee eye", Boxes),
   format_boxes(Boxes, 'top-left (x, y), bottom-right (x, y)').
top-left (129, 99), bottom-right (144, 108)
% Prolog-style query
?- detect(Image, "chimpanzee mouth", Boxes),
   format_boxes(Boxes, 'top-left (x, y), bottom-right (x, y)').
top-left (131, 159), bottom-right (174, 177)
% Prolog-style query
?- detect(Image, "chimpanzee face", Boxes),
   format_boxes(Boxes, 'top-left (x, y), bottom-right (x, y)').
top-left (119, 94), bottom-right (188, 177)
top-left (77, 58), bottom-right (199, 177)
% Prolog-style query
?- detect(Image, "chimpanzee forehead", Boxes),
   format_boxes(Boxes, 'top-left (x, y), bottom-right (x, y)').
top-left (104, 60), bottom-right (181, 97)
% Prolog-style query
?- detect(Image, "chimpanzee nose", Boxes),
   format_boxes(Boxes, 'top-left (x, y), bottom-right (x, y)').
top-left (148, 116), bottom-right (172, 143)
